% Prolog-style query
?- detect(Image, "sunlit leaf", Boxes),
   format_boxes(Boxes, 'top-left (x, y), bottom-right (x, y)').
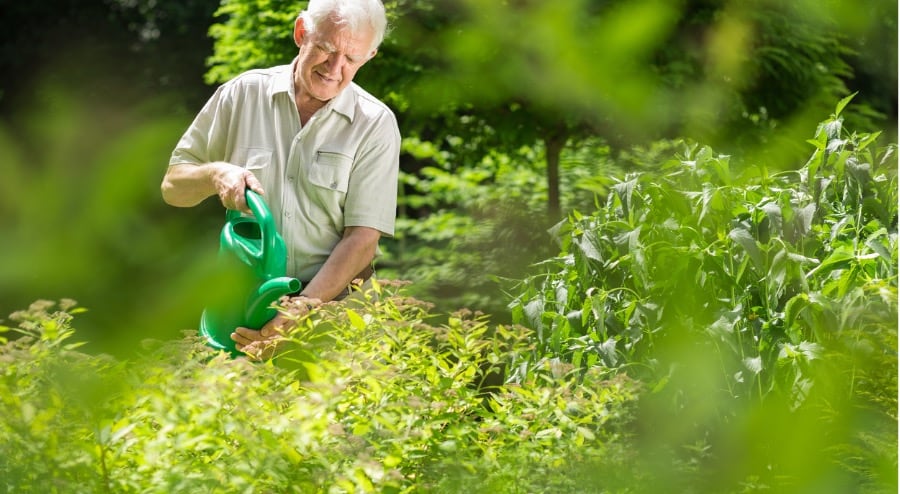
top-left (728, 228), bottom-right (765, 272)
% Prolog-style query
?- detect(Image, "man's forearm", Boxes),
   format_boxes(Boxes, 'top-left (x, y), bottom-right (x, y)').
top-left (161, 162), bottom-right (264, 212)
top-left (161, 163), bottom-right (221, 207)
top-left (300, 226), bottom-right (380, 302)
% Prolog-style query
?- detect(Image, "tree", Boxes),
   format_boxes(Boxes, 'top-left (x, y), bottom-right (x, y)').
top-left (0, 0), bottom-right (220, 116)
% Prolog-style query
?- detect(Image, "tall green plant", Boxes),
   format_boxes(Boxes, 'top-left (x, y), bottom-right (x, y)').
top-left (511, 95), bottom-right (896, 397)
top-left (509, 98), bottom-right (897, 490)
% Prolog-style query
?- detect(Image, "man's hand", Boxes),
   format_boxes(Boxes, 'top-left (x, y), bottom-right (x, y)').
top-left (231, 319), bottom-right (285, 361)
top-left (210, 164), bottom-right (265, 213)
top-left (230, 296), bottom-right (321, 360)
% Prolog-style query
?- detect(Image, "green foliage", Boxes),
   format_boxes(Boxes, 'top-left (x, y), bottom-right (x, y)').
top-left (0, 300), bottom-right (125, 492)
top-left (0, 86), bottom-right (231, 356)
top-left (382, 137), bottom-right (625, 316)
top-left (205, 0), bottom-right (302, 85)
top-left (509, 101), bottom-right (898, 491)
top-left (511, 97), bottom-right (896, 392)
top-left (0, 288), bottom-right (640, 493)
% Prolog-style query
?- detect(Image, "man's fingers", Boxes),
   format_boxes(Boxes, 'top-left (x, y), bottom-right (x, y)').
top-left (231, 326), bottom-right (265, 345)
top-left (244, 172), bottom-right (265, 196)
top-left (237, 339), bottom-right (281, 361)
top-left (233, 174), bottom-right (265, 213)
top-left (230, 332), bottom-right (250, 346)
top-left (212, 165), bottom-right (263, 212)
top-left (233, 183), bottom-right (250, 212)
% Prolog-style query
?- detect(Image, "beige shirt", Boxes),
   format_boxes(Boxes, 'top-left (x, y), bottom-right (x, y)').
top-left (170, 59), bottom-right (401, 281)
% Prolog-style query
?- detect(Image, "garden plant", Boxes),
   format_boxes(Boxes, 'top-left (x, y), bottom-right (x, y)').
top-left (508, 97), bottom-right (897, 491)
top-left (1, 99), bottom-right (895, 493)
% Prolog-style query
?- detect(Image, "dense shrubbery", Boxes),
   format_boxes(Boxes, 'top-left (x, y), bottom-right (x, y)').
top-left (0, 286), bottom-right (639, 493)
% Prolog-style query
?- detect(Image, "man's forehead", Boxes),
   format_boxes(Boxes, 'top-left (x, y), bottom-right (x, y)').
top-left (314, 31), bottom-right (373, 55)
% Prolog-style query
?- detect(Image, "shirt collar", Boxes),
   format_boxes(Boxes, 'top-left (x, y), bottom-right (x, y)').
top-left (271, 57), bottom-right (356, 123)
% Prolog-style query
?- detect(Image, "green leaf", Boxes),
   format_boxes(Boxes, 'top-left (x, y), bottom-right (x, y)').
top-left (824, 118), bottom-right (843, 141)
top-left (575, 230), bottom-right (604, 263)
top-left (834, 91), bottom-right (857, 117)
top-left (597, 338), bottom-right (618, 367)
top-left (613, 178), bottom-right (638, 222)
top-left (783, 293), bottom-right (810, 341)
top-left (806, 245), bottom-right (855, 279)
top-left (857, 130), bottom-right (882, 152)
top-left (805, 148), bottom-right (824, 180)
top-left (865, 230), bottom-right (893, 262)
top-left (576, 426), bottom-right (596, 441)
top-left (729, 228), bottom-right (765, 272)
top-left (743, 356), bottom-right (763, 376)
top-left (347, 309), bottom-right (367, 330)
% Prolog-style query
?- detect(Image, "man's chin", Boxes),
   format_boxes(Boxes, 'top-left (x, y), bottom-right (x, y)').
top-left (311, 89), bottom-right (339, 102)
top-left (311, 78), bottom-right (342, 99)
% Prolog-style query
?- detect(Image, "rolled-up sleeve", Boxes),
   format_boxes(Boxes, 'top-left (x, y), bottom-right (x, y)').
top-left (169, 84), bottom-right (233, 166)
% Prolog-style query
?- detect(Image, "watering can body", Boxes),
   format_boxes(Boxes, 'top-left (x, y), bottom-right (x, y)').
top-left (199, 190), bottom-right (301, 356)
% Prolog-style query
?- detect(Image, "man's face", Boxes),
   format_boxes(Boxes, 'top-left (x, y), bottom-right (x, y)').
top-left (295, 17), bottom-right (375, 103)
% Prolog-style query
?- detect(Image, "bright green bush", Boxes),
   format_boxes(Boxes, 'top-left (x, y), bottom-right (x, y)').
top-left (0, 285), bottom-right (640, 493)
top-left (508, 97), bottom-right (898, 492)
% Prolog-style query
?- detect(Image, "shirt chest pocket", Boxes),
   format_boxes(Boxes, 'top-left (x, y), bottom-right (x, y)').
top-left (235, 147), bottom-right (272, 170)
top-left (308, 151), bottom-right (352, 193)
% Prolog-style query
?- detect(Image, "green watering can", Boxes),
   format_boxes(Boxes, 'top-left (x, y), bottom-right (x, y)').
top-left (199, 189), bottom-right (301, 356)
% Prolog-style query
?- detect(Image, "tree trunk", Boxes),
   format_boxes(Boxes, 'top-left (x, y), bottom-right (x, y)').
top-left (545, 134), bottom-right (565, 218)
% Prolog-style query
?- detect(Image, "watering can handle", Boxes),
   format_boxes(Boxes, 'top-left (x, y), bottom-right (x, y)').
top-left (224, 189), bottom-right (278, 265)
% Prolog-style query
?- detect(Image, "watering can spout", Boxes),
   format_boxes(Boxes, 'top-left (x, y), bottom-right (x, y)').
top-left (245, 277), bottom-right (302, 329)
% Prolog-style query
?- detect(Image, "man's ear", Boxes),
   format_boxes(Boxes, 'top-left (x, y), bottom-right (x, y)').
top-left (293, 17), bottom-right (306, 47)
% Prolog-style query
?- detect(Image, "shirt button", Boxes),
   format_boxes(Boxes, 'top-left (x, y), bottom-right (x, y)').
top-left (330, 181), bottom-right (338, 189)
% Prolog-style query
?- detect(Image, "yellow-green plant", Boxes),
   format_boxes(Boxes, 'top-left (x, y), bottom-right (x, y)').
top-left (1, 285), bottom-right (640, 493)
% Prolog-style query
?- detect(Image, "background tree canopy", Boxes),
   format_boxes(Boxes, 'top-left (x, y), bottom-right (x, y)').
top-left (205, 0), bottom-right (897, 212)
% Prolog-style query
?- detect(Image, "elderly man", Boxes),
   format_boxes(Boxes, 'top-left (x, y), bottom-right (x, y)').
top-left (161, 0), bottom-right (400, 358)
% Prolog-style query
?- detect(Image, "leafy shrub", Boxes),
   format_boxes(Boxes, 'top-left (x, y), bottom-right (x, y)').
top-left (0, 286), bottom-right (640, 493)
top-left (383, 136), bottom-right (622, 318)
top-left (0, 299), bottom-right (126, 492)
top-left (508, 97), bottom-right (898, 491)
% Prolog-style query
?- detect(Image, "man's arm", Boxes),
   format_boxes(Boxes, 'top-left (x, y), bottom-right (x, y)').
top-left (299, 225), bottom-right (381, 302)
top-left (161, 162), bottom-right (264, 212)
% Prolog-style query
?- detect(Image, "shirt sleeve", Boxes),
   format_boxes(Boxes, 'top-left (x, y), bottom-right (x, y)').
top-left (169, 84), bottom-right (233, 166)
top-left (343, 109), bottom-right (401, 236)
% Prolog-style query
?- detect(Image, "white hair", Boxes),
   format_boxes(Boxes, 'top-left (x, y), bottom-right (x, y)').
top-left (299, 0), bottom-right (388, 53)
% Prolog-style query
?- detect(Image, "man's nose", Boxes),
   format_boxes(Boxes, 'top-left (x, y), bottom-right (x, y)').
top-left (325, 53), bottom-right (345, 75)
